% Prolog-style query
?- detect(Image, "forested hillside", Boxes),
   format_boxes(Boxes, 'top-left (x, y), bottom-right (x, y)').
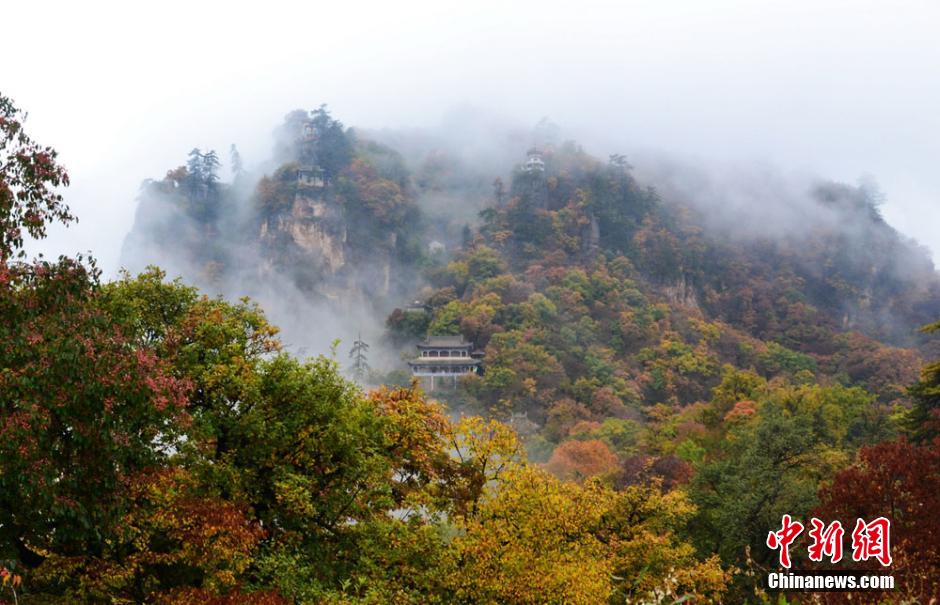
top-left (4, 95), bottom-right (940, 603)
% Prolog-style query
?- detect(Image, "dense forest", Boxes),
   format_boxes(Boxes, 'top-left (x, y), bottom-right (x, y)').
top-left (3, 93), bottom-right (940, 603)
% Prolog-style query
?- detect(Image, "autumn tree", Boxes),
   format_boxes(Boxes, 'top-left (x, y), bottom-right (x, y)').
top-left (0, 93), bottom-right (72, 258)
top-left (545, 438), bottom-right (619, 482)
top-left (29, 468), bottom-right (272, 603)
top-left (443, 467), bottom-right (727, 604)
top-left (0, 257), bottom-right (191, 575)
top-left (443, 467), bottom-right (615, 604)
top-left (0, 94), bottom-right (192, 595)
top-left (690, 384), bottom-right (878, 568)
top-left (816, 438), bottom-right (940, 604)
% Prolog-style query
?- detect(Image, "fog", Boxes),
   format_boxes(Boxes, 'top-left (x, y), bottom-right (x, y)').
top-left (6, 0), bottom-right (940, 269)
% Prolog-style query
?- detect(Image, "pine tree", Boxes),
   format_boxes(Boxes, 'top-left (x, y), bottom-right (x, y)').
top-left (202, 150), bottom-right (221, 186)
top-left (229, 144), bottom-right (244, 179)
top-left (349, 333), bottom-right (371, 381)
top-left (186, 148), bottom-right (204, 199)
top-left (608, 153), bottom-right (631, 171)
top-left (493, 177), bottom-right (505, 206)
top-left (462, 224), bottom-right (473, 249)
top-left (186, 148), bottom-right (204, 182)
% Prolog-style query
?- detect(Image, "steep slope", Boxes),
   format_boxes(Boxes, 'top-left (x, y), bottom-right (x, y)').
top-left (388, 142), bottom-right (937, 413)
top-left (120, 109), bottom-right (939, 405)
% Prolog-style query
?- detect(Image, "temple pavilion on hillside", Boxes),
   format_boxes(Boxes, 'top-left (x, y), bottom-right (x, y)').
top-left (408, 336), bottom-right (483, 390)
top-left (297, 165), bottom-right (325, 188)
top-left (523, 148), bottom-right (545, 172)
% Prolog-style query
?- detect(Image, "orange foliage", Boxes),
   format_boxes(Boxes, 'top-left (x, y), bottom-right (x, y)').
top-left (155, 588), bottom-right (288, 605)
top-left (33, 468), bottom-right (266, 601)
top-left (724, 399), bottom-right (757, 422)
top-left (369, 384), bottom-right (451, 503)
top-left (545, 439), bottom-right (619, 481)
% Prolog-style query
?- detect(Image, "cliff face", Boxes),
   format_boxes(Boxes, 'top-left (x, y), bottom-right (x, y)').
top-left (285, 196), bottom-right (346, 272)
top-left (254, 133), bottom-right (421, 305)
top-left (120, 169), bottom-right (229, 285)
top-left (257, 184), bottom-right (402, 304)
top-left (259, 185), bottom-right (348, 284)
top-left (120, 108), bottom-right (426, 322)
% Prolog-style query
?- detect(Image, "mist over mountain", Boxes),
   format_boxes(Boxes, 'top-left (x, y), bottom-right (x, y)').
top-left (9, 1), bottom-right (940, 600)
top-left (121, 107), bottom-right (940, 372)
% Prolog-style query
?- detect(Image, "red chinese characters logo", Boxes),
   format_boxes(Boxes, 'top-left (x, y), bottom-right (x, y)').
top-left (768, 515), bottom-right (891, 568)
top-left (851, 517), bottom-right (892, 566)
top-left (767, 514), bottom-right (804, 568)
top-left (807, 518), bottom-right (844, 563)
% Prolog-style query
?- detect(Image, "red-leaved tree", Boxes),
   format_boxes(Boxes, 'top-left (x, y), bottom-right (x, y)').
top-left (0, 93), bottom-right (190, 577)
top-left (815, 438), bottom-right (940, 603)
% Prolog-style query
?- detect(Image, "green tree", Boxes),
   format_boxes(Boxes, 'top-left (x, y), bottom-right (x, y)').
top-left (0, 95), bottom-right (193, 584)
top-left (689, 381), bottom-right (884, 595)
top-left (310, 104), bottom-right (353, 181)
top-left (186, 147), bottom-right (204, 184)
top-left (0, 258), bottom-right (190, 573)
top-left (202, 149), bottom-right (221, 186)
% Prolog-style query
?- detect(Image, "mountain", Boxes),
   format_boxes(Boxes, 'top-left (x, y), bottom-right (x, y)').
top-left (122, 109), bottom-right (940, 409)
top-left (12, 93), bottom-right (940, 602)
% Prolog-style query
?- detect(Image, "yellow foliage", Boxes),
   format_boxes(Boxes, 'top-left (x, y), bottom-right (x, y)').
top-left (443, 466), bottom-right (614, 604)
top-left (442, 467), bottom-right (728, 605)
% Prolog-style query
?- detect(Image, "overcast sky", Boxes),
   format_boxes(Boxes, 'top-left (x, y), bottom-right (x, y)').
top-left (6, 0), bottom-right (940, 273)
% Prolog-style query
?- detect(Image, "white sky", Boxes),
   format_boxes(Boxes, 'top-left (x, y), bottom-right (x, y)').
top-left (5, 0), bottom-right (940, 272)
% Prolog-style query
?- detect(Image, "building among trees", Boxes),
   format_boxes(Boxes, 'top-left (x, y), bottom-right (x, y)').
top-left (297, 165), bottom-right (325, 188)
top-left (408, 335), bottom-right (483, 390)
top-left (523, 148), bottom-right (545, 172)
